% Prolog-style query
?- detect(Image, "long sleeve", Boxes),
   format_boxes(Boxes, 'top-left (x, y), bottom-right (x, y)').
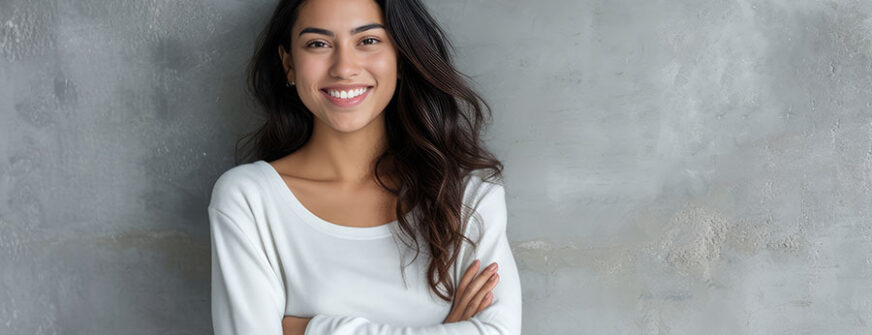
top-left (210, 206), bottom-right (286, 335)
top-left (303, 182), bottom-right (522, 335)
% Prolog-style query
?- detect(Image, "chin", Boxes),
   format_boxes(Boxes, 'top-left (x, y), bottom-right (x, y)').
top-left (326, 115), bottom-right (377, 133)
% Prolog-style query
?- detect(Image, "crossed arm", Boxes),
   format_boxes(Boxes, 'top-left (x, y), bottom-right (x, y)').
top-left (281, 256), bottom-right (504, 334)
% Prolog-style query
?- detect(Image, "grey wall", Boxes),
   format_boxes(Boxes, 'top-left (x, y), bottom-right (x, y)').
top-left (2, 0), bottom-right (870, 334)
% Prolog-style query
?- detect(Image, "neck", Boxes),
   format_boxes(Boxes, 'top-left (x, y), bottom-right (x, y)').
top-left (299, 115), bottom-right (391, 185)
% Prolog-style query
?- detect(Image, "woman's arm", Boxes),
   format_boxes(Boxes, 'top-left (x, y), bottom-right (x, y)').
top-left (283, 255), bottom-right (501, 334)
top-left (210, 206), bottom-right (287, 335)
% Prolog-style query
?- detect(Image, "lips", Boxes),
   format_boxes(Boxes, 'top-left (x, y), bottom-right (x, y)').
top-left (320, 85), bottom-right (373, 107)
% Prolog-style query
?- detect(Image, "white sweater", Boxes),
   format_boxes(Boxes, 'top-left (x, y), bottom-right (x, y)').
top-left (208, 160), bottom-right (522, 334)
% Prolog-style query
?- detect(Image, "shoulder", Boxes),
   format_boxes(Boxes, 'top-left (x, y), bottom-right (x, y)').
top-left (462, 168), bottom-right (506, 209)
top-left (209, 161), bottom-right (269, 220)
top-left (461, 168), bottom-right (508, 235)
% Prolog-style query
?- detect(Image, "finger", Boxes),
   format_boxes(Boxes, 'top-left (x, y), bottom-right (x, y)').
top-left (476, 277), bottom-right (498, 315)
top-left (446, 260), bottom-right (481, 323)
top-left (456, 259), bottom-right (480, 300)
top-left (475, 291), bottom-right (494, 314)
top-left (465, 269), bottom-right (499, 316)
top-left (476, 292), bottom-right (494, 316)
top-left (458, 262), bottom-right (498, 313)
top-left (463, 272), bottom-right (499, 319)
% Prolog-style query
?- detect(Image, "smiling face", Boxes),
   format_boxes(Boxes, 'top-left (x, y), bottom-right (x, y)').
top-left (278, 0), bottom-right (398, 134)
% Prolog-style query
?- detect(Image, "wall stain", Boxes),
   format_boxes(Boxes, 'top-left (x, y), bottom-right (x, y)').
top-left (95, 229), bottom-right (209, 282)
top-left (53, 73), bottom-right (77, 107)
top-left (657, 206), bottom-right (728, 280)
top-left (15, 99), bottom-right (56, 129)
top-left (512, 238), bottom-right (637, 276)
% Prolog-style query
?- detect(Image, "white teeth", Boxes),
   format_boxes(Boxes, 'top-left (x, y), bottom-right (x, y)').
top-left (327, 87), bottom-right (368, 99)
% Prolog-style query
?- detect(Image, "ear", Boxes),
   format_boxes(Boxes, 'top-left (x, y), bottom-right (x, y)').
top-left (277, 44), bottom-right (295, 80)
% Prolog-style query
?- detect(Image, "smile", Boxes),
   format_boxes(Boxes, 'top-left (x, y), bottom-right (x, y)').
top-left (320, 86), bottom-right (372, 107)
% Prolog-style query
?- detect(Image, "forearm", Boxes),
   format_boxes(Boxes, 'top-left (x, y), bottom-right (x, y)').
top-left (300, 313), bottom-right (519, 334)
top-left (283, 316), bottom-right (312, 335)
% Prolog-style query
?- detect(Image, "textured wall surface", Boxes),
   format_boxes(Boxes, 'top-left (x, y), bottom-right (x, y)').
top-left (2, 0), bottom-right (871, 334)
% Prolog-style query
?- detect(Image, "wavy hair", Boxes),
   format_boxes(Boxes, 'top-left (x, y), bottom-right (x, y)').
top-left (236, 0), bottom-right (503, 302)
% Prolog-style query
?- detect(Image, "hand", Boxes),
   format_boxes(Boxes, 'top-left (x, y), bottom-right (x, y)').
top-left (443, 259), bottom-right (500, 324)
top-left (282, 315), bottom-right (312, 335)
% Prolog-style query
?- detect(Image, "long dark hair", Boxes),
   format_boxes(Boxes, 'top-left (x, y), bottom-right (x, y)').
top-left (237, 0), bottom-right (503, 303)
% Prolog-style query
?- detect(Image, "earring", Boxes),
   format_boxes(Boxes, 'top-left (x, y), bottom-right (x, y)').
top-left (286, 80), bottom-right (295, 87)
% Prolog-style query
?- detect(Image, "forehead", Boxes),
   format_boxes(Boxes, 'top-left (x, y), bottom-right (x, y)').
top-left (294, 0), bottom-right (385, 33)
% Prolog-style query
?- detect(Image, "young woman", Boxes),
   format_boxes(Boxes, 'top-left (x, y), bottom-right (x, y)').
top-left (208, 0), bottom-right (521, 334)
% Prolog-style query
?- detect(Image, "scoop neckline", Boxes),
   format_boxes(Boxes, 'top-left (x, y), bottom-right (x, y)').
top-left (255, 159), bottom-right (407, 240)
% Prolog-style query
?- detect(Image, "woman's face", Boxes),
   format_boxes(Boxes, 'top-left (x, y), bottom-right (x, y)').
top-left (279, 0), bottom-right (398, 134)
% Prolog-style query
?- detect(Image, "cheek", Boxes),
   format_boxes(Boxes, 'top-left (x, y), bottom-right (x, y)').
top-left (293, 55), bottom-right (325, 82)
top-left (371, 54), bottom-right (398, 86)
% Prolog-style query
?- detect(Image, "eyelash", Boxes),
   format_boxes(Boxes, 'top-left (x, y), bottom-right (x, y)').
top-left (306, 37), bottom-right (381, 49)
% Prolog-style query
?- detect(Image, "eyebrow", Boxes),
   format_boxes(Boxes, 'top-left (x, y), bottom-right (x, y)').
top-left (298, 23), bottom-right (385, 37)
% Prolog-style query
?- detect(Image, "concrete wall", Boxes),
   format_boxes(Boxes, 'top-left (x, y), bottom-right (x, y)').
top-left (2, 0), bottom-right (870, 333)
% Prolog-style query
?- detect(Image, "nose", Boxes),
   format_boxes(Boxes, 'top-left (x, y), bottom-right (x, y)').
top-left (328, 43), bottom-right (361, 79)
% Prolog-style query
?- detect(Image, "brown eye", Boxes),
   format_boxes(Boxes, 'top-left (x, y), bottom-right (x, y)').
top-left (307, 41), bottom-right (328, 48)
top-left (361, 37), bottom-right (380, 46)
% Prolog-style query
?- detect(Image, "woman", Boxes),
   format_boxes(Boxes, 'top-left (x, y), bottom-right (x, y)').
top-left (208, 0), bottom-right (522, 333)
